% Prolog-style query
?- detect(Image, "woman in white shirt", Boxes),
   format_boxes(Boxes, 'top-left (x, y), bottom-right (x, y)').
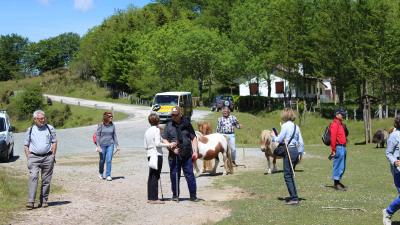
top-left (144, 113), bottom-right (175, 204)
top-left (272, 108), bottom-right (304, 206)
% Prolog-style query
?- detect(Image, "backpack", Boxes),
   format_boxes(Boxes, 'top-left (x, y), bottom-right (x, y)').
top-left (322, 125), bottom-right (331, 146)
top-left (93, 123), bottom-right (115, 145)
top-left (322, 123), bottom-right (349, 146)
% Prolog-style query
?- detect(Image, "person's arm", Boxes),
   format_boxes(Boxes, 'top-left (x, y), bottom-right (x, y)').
top-left (330, 122), bottom-right (338, 155)
top-left (113, 125), bottom-right (120, 150)
top-left (216, 118), bottom-right (222, 133)
top-left (273, 123), bottom-right (288, 144)
top-left (155, 128), bottom-right (172, 148)
top-left (297, 126), bottom-right (305, 153)
top-left (386, 133), bottom-right (399, 166)
top-left (96, 124), bottom-right (102, 151)
top-left (49, 126), bottom-right (57, 155)
top-left (233, 116), bottom-right (241, 129)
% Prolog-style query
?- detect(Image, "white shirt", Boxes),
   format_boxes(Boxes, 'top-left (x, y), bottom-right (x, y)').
top-left (144, 126), bottom-right (169, 157)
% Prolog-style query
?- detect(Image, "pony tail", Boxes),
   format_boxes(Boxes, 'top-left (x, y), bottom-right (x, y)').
top-left (226, 136), bottom-right (234, 174)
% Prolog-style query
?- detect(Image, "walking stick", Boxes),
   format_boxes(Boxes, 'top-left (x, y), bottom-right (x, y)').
top-left (284, 141), bottom-right (296, 178)
top-left (175, 154), bottom-right (179, 203)
top-left (159, 175), bottom-right (164, 201)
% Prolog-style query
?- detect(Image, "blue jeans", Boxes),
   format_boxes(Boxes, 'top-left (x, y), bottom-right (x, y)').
top-left (225, 134), bottom-right (237, 161)
top-left (386, 166), bottom-right (400, 214)
top-left (332, 146), bottom-right (346, 181)
top-left (169, 155), bottom-right (197, 199)
top-left (99, 145), bottom-right (114, 177)
top-left (283, 146), bottom-right (299, 201)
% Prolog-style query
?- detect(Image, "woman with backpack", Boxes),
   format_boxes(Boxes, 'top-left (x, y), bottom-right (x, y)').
top-left (96, 111), bottom-right (119, 181)
top-left (272, 108), bottom-right (304, 205)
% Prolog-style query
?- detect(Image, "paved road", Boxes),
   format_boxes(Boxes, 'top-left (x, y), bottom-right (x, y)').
top-left (13, 95), bottom-right (211, 156)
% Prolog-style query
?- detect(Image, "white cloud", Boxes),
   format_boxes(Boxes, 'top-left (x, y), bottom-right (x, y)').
top-left (74, 0), bottom-right (94, 12)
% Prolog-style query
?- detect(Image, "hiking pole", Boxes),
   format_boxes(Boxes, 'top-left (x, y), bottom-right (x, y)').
top-left (159, 175), bottom-right (164, 201)
top-left (284, 141), bottom-right (296, 178)
top-left (175, 154), bottom-right (179, 203)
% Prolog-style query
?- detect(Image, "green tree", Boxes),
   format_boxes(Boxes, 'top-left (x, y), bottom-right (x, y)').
top-left (0, 34), bottom-right (28, 80)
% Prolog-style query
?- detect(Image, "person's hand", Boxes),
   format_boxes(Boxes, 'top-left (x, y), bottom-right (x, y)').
top-left (170, 142), bottom-right (177, 148)
top-left (328, 153), bottom-right (335, 160)
top-left (395, 160), bottom-right (400, 167)
top-left (270, 131), bottom-right (276, 137)
top-left (116, 146), bottom-right (120, 152)
top-left (173, 148), bottom-right (179, 155)
top-left (96, 146), bottom-right (101, 152)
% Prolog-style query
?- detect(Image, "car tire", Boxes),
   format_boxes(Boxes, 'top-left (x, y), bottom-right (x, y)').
top-left (9, 146), bottom-right (13, 161)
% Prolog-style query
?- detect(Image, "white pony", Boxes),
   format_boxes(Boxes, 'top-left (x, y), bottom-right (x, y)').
top-left (260, 129), bottom-right (281, 174)
top-left (193, 122), bottom-right (233, 177)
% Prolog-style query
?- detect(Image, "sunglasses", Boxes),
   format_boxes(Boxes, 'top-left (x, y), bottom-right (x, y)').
top-left (171, 114), bottom-right (179, 117)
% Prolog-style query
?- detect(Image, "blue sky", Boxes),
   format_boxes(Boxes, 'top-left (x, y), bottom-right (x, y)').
top-left (0, 0), bottom-right (152, 42)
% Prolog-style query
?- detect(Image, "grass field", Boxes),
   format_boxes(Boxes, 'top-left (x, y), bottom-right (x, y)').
top-left (204, 110), bottom-right (397, 225)
top-left (11, 102), bottom-right (128, 132)
top-left (0, 167), bottom-right (63, 223)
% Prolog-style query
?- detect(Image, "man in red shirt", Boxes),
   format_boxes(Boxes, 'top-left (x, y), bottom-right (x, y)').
top-left (329, 108), bottom-right (348, 191)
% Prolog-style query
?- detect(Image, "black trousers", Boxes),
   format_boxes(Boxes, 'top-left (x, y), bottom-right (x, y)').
top-left (283, 147), bottom-right (299, 201)
top-left (147, 155), bottom-right (163, 200)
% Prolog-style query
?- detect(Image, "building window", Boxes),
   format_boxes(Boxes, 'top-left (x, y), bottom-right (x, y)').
top-left (275, 81), bottom-right (284, 94)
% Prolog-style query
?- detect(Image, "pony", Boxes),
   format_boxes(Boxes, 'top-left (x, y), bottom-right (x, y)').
top-left (193, 121), bottom-right (234, 177)
top-left (260, 129), bottom-right (281, 174)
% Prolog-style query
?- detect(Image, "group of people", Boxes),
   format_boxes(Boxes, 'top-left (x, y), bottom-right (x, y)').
top-left (33, 104), bottom-right (400, 225)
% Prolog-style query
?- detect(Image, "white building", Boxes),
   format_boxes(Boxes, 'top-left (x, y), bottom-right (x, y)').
top-left (239, 74), bottom-right (335, 103)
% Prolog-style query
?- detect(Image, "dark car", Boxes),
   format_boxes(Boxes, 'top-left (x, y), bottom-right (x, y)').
top-left (211, 95), bottom-right (234, 112)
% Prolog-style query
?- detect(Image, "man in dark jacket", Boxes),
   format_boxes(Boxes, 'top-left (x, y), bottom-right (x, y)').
top-left (162, 106), bottom-right (199, 202)
top-left (329, 108), bottom-right (348, 191)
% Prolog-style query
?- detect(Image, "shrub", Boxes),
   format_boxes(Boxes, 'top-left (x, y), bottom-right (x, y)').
top-left (13, 85), bottom-right (44, 119)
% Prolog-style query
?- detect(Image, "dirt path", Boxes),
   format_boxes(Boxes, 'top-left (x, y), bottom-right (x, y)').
top-left (6, 96), bottom-right (268, 225)
top-left (7, 148), bottom-right (271, 225)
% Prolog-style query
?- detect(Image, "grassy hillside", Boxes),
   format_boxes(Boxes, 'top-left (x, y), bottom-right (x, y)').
top-left (0, 68), bottom-right (130, 104)
top-left (11, 102), bottom-right (128, 132)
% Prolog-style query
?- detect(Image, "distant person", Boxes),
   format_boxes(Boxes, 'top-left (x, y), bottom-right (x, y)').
top-left (383, 116), bottom-right (400, 225)
top-left (24, 110), bottom-right (57, 209)
top-left (96, 111), bottom-right (120, 181)
top-left (144, 113), bottom-right (175, 204)
top-left (162, 106), bottom-right (199, 202)
top-left (329, 108), bottom-right (348, 191)
top-left (272, 108), bottom-right (304, 205)
top-left (216, 106), bottom-right (242, 166)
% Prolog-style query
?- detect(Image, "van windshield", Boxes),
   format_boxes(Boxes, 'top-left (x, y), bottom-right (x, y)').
top-left (154, 95), bottom-right (179, 106)
top-left (0, 118), bottom-right (5, 132)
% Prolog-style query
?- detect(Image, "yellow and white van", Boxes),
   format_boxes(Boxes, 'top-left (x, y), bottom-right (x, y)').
top-left (151, 92), bottom-right (193, 123)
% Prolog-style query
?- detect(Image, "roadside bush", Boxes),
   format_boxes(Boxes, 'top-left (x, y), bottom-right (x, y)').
top-left (12, 85), bottom-right (44, 119)
top-left (46, 104), bottom-right (72, 127)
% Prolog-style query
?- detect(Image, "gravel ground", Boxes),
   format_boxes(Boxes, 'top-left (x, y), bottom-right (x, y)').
top-left (4, 96), bottom-right (267, 225)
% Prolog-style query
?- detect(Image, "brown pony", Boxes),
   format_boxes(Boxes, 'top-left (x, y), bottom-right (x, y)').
top-left (193, 122), bottom-right (234, 176)
top-left (260, 130), bottom-right (281, 174)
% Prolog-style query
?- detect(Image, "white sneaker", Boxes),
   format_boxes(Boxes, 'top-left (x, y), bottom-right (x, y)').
top-left (106, 176), bottom-right (112, 181)
top-left (383, 208), bottom-right (392, 225)
top-left (98, 174), bottom-right (104, 179)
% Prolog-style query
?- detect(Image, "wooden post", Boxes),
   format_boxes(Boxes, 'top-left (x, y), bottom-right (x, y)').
top-left (354, 109), bottom-right (357, 121)
top-left (386, 105), bottom-right (389, 119)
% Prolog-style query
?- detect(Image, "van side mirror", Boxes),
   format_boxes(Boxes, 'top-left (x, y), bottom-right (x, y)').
top-left (9, 126), bottom-right (15, 132)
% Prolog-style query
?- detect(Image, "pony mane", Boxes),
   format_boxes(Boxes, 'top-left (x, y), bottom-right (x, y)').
top-left (260, 129), bottom-right (278, 155)
top-left (197, 121), bottom-right (212, 135)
